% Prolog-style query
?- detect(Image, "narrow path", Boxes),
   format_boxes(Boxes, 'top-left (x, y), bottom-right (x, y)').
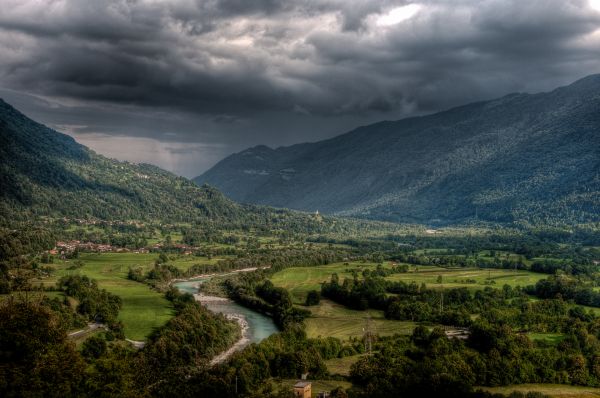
top-left (68, 323), bottom-right (146, 348)
top-left (68, 322), bottom-right (105, 339)
top-left (126, 339), bottom-right (146, 349)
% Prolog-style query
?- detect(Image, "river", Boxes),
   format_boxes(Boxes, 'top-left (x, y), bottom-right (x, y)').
top-left (173, 277), bottom-right (279, 350)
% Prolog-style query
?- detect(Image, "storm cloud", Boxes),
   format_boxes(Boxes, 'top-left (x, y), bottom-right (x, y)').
top-left (1, 0), bottom-right (599, 176)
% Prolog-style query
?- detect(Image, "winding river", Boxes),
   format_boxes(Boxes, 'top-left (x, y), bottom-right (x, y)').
top-left (173, 276), bottom-right (278, 360)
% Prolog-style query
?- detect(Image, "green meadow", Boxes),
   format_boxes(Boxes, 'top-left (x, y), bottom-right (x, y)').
top-left (384, 266), bottom-right (547, 290)
top-left (527, 333), bottom-right (565, 344)
top-left (304, 299), bottom-right (416, 340)
top-left (324, 354), bottom-right (367, 376)
top-left (270, 262), bottom-right (549, 342)
top-left (34, 252), bottom-right (233, 340)
top-left (270, 261), bottom-right (381, 304)
top-left (270, 261), bottom-right (547, 305)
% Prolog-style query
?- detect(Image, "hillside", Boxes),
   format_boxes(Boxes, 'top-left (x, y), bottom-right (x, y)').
top-left (0, 99), bottom-right (247, 224)
top-left (196, 75), bottom-right (600, 225)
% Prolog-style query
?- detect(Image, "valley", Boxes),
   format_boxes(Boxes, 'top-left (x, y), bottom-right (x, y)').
top-left (1, 81), bottom-right (599, 398)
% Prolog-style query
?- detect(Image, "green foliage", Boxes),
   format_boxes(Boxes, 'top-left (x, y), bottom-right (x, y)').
top-left (305, 290), bottom-right (321, 306)
top-left (0, 99), bottom-right (260, 225)
top-left (0, 297), bottom-right (85, 398)
top-left (57, 275), bottom-right (122, 323)
top-left (81, 335), bottom-right (107, 360)
top-left (526, 275), bottom-right (600, 307)
top-left (135, 300), bottom-right (240, 394)
top-left (225, 274), bottom-right (310, 329)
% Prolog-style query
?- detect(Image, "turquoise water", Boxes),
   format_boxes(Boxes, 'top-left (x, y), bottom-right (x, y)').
top-left (173, 278), bottom-right (278, 344)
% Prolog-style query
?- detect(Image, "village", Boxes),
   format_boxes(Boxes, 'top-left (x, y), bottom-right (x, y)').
top-left (48, 240), bottom-right (197, 258)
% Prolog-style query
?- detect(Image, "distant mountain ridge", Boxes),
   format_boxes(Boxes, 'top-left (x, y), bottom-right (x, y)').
top-left (0, 98), bottom-right (246, 224)
top-left (196, 75), bottom-right (600, 225)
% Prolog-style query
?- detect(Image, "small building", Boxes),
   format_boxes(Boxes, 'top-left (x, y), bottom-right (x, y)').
top-left (293, 381), bottom-right (311, 398)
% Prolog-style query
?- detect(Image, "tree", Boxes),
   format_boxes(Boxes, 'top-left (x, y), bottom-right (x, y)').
top-left (330, 386), bottom-right (348, 398)
top-left (156, 252), bottom-right (169, 264)
top-left (81, 335), bottom-right (107, 360)
top-left (305, 290), bottom-right (321, 306)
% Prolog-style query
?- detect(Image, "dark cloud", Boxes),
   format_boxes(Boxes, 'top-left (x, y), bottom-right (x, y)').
top-left (0, 0), bottom-right (599, 176)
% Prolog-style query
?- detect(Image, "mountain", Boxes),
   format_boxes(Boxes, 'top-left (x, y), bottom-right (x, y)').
top-left (196, 75), bottom-right (600, 225)
top-left (0, 99), bottom-right (247, 224)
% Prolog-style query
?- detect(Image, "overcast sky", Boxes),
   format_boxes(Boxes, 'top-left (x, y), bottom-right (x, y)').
top-left (1, 0), bottom-right (600, 177)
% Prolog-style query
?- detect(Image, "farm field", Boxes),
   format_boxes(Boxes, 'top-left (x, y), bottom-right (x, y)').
top-left (271, 262), bottom-right (549, 343)
top-left (325, 354), bottom-right (367, 376)
top-left (270, 262), bottom-right (548, 305)
top-left (31, 252), bottom-right (233, 340)
top-left (478, 384), bottom-right (600, 397)
top-left (527, 333), bottom-right (565, 344)
top-left (303, 299), bottom-right (416, 340)
top-left (270, 261), bottom-right (385, 304)
top-left (384, 266), bottom-right (547, 290)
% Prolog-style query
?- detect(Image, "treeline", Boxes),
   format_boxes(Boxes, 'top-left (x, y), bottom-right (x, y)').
top-left (321, 274), bottom-right (599, 332)
top-left (321, 274), bottom-right (476, 326)
top-left (526, 275), bottom-right (600, 307)
top-left (224, 273), bottom-right (310, 329)
top-left (215, 247), bottom-right (349, 273)
top-left (128, 247), bottom-right (350, 292)
top-left (312, 227), bottom-right (600, 265)
top-left (389, 253), bottom-right (598, 278)
top-left (182, 228), bottom-right (240, 246)
top-left (56, 275), bottom-right (123, 325)
top-left (389, 252), bottom-right (527, 270)
top-left (134, 288), bottom-right (241, 395)
top-left (0, 227), bottom-right (55, 259)
top-left (0, 227), bottom-right (56, 293)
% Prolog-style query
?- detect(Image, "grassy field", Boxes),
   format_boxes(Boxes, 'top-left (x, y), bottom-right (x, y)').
top-left (478, 384), bottom-right (600, 397)
top-left (325, 354), bottom-right (367, 376)
top-left (270, 261), bottom-right (383, 304)
top-left (270, 262), bottom-right (548, 306)
top-left (271, 262), bottom-right (548, 342)
top-left (528, 333), bottom-right (565, 344)
top-left (304, 299), bottom-right (416, 340)
top-left (32, 252), bottom-right (231, 340)
top-left (269, 259), bottom-right (417, 341)
top-left (384, 266), bottom-right (547, 290)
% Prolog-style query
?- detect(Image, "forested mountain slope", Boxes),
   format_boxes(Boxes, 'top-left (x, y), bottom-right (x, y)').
top-left (0, 99), bottom-right (247, 223)
top-left (196, 75), bottom-right (600, 225)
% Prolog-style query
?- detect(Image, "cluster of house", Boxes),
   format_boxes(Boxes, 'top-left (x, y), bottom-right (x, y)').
top-left (47, 241), bottom-right (197, 257)
top-left (49, 241), bottom-right (149, 256)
